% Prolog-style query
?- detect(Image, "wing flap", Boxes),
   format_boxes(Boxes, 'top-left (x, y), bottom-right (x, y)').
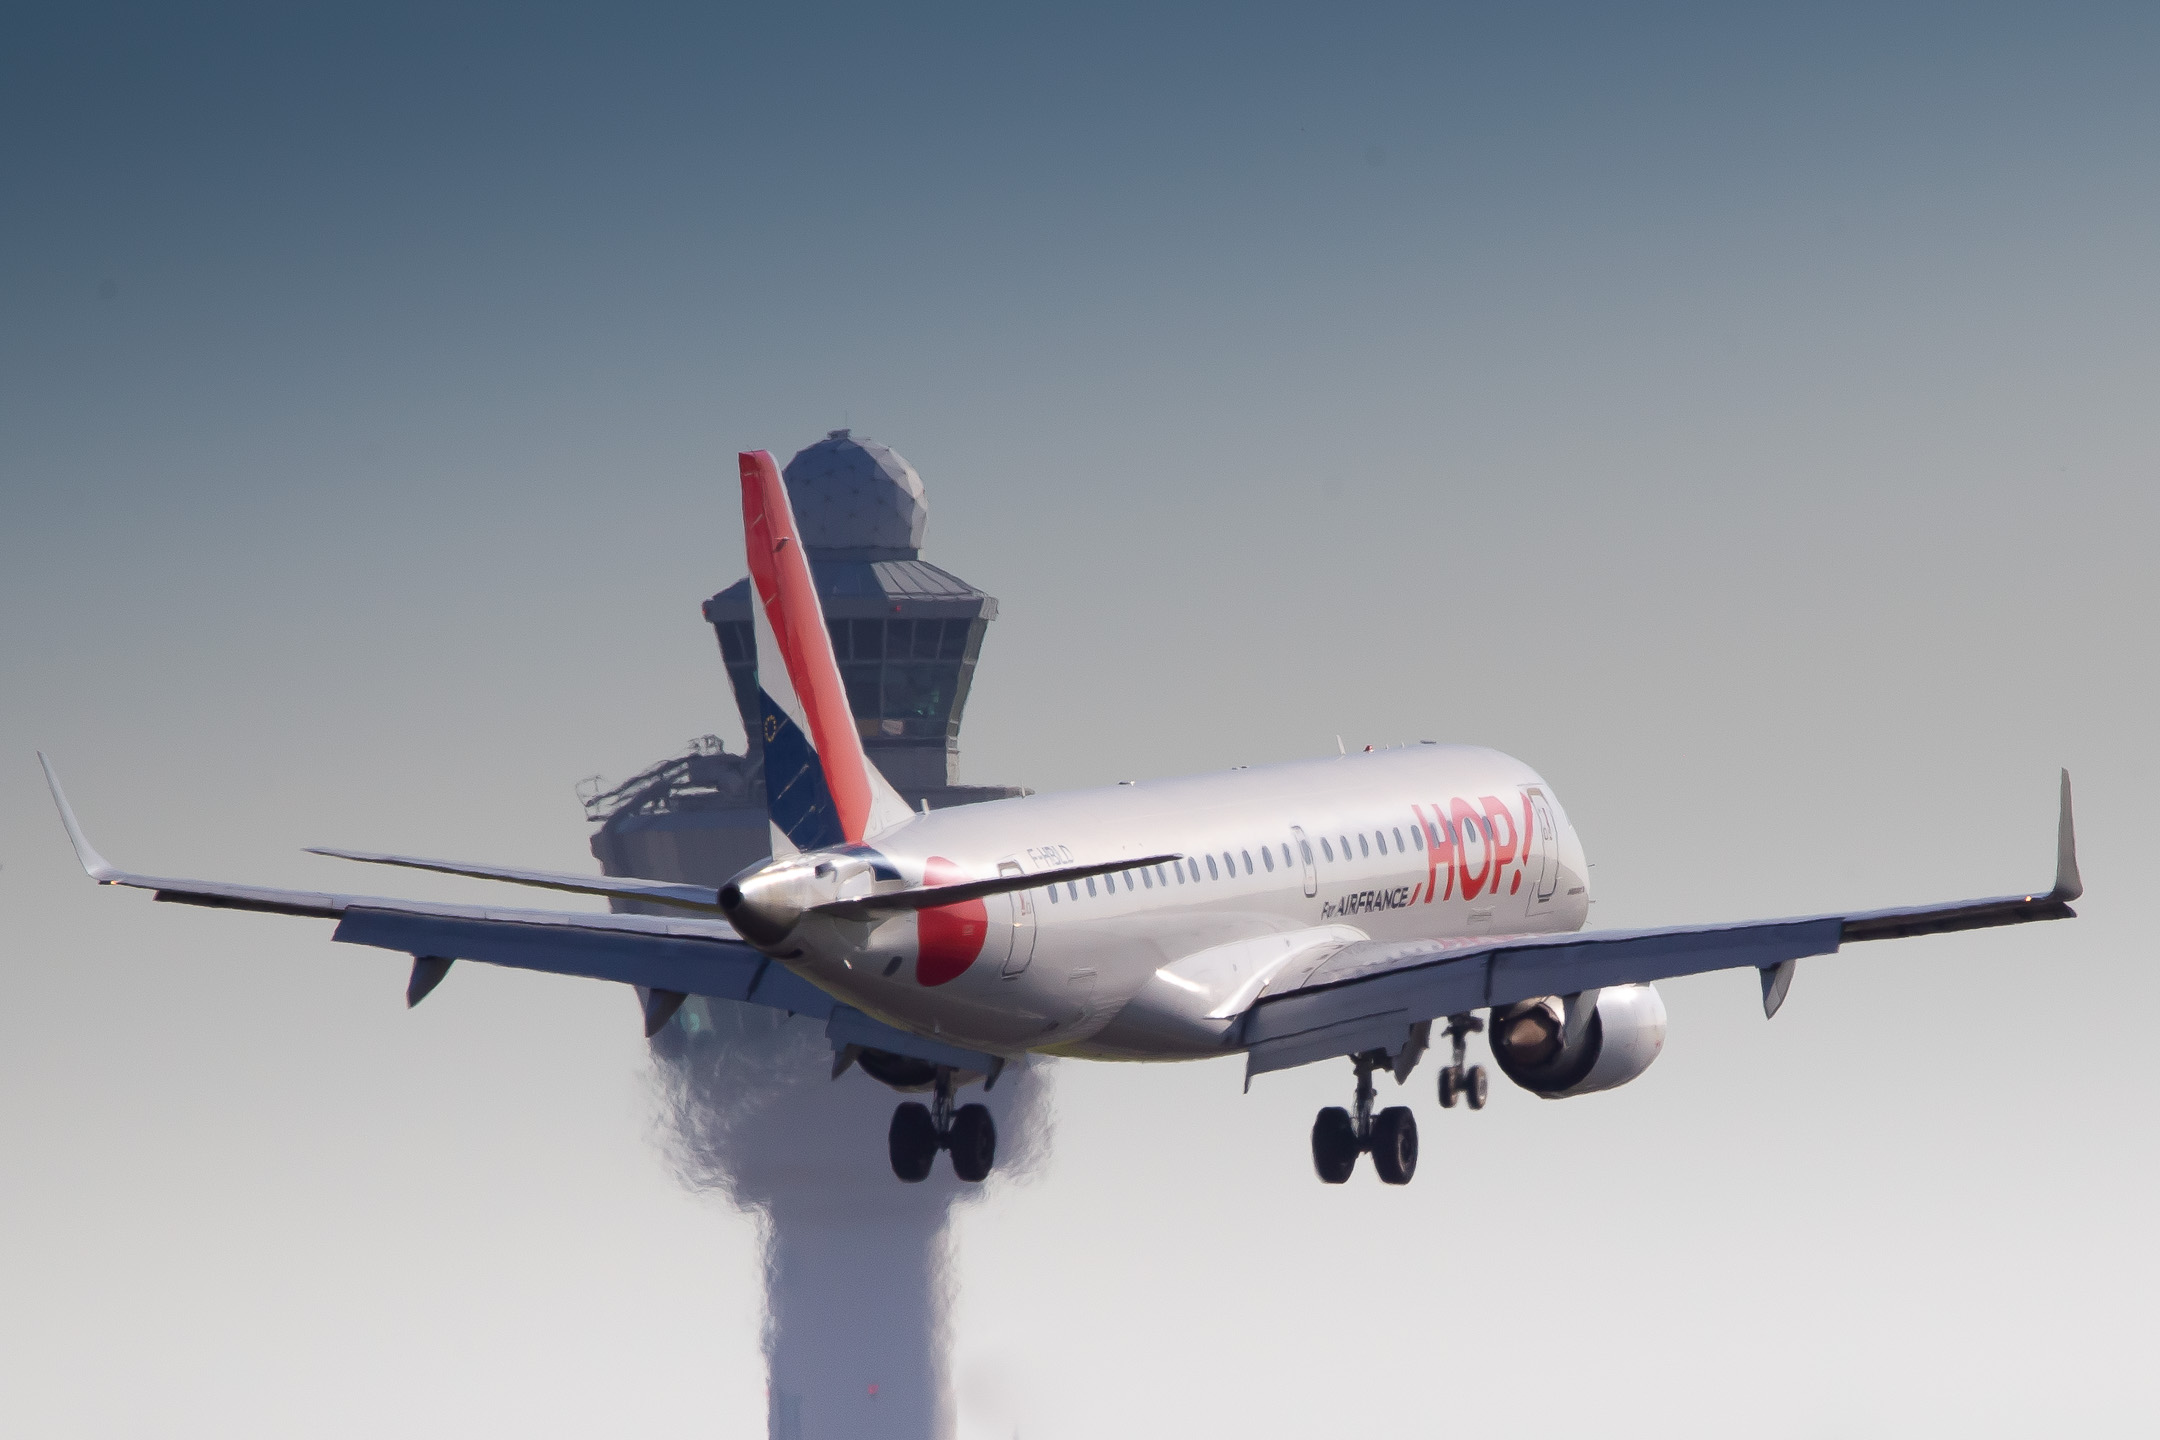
top-left (332, 908), bottom-right (770, 1000)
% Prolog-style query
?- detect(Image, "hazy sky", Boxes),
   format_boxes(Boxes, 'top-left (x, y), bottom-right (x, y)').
top-left (5, 4), bottom-right (2156, 1435)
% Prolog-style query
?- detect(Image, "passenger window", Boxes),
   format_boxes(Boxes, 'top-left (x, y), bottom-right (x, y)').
top-left (1262, 847), bottom-right (1275, 872)
top-left (1047, 885), bottom-right (1058, 904)
top-left (1086, 877), bottom-right (1097, 897)
top-left (1299, 839), bottom-right (1314, 864)
top-left (1321, 837), bottom-right (1334, 861)
top-left (1207, 855), bottom-right (1220, 880)
top-left (1068, 881), bottom-right (1079, 899)
top-left (1124, 871), bottom-right (1135, 890)
top-left (1157, 865), bottom-right (1168, 885)
top-left (1241, 850), bottom-right (1253, 875)
top-left (1223, 851), bottom-right (1235, 876)
top-left (1358, 834), bottom-right (1370, 858)
top-left (1393, 827), bottom-right (1405, 850)
top-left (1410, 824), bottom-right (1423, 851)
top-left (1339, 835), bottom-right (1350, 856)
top-left (1142, 868), bottom-right (1153, 889)
top-left (1374, 832), bottom-right (1387, 854)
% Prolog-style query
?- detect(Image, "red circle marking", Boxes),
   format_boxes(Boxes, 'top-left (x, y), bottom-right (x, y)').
top-left (916, 856), bottom-right (988, 986)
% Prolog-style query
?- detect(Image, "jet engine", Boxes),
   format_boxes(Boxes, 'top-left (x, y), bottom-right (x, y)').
top-left (1488, 984), bottom-right (1667, 1098)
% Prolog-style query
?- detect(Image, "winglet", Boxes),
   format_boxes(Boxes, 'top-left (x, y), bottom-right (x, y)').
top-left (37, 753), bottom-right (119, 882)
top-left (2052, 768), bottom-right (2081, 902)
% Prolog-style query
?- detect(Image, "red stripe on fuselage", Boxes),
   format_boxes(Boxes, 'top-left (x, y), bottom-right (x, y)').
top-left (740, 450), bottom-right (873, 844)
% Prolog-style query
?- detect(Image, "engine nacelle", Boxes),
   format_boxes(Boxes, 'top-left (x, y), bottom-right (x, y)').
top-left (1489, 984), bottom-right (1667, 1098)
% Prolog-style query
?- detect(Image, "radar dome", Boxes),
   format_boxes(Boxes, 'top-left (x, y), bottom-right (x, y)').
top-left (781, 430), bottom-right (928, 558)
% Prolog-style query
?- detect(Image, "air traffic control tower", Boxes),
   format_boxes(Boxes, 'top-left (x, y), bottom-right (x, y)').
top-left (585, 430), bottom-right (1026, 885)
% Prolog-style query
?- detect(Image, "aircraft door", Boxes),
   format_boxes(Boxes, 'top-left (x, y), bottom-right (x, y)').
top-left (1526, 791), bottom-right (1561, 908)
top-left (1290, 826), bottom-right (1319, 898)
top-left (997, 861), bottom-right (1039, 976)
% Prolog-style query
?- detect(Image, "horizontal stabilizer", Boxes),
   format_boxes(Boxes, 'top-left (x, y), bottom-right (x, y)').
top-left (307, 846), bottom-right (722, 912)
top-left (811, 854), bottom-right (1184, 920)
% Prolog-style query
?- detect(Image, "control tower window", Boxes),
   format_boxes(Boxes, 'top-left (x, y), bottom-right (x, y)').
top-left (885, 665), bottom-right (947, 721)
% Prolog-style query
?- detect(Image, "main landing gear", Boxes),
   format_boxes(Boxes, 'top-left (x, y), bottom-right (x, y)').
top-left (888, 1067), bottom-right (997, 1184)
top-left (1308, 1014), bottom-right (1494, 1185)
top-left (1435, 1012), bottom-right (1489, 1111)
top-left (1311, 1051), bottom-right (1419, 1186)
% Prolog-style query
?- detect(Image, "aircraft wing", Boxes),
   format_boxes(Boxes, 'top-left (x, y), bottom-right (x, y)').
top-left (38, 754), bottom-right (998, 1071)
top-left (1239, 771), bottom-right (2082, 1081)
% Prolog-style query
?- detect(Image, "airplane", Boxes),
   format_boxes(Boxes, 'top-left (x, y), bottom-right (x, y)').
top-left (40, 450), bottom-right (2083, 1186)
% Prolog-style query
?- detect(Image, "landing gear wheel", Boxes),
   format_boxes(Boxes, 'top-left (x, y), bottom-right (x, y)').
top-left (1438, 1066), bottom-right (1461, 1109)
top-left (948, 1103), bottom-right (997, 1183)
top-left (1371, 1106), bottom-right (1418, 1185)
top-left (888, 1102), bottom-right (938, 1183)
top-left (1465, 1064), bottom-right (1489, 1110)
top-left (1311, 1106), bottom-right (1359, 1184)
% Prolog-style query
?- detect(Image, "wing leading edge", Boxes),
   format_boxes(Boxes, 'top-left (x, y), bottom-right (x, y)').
top-left (1240, 771), bottom-right (2082, 1082)
top-left (37, 754), bottom-right (997, 1069)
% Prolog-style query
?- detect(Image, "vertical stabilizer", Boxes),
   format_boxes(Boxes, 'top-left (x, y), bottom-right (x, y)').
top-left (739, 450), bottom-right (914, 854)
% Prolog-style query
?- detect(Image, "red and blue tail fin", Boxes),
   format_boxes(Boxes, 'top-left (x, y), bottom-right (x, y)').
top-left (739, 450), bottom-right (913, 855)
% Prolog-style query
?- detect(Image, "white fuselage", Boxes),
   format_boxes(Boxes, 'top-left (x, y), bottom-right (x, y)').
top-left (782, 743), bottom-right (1591, 1060)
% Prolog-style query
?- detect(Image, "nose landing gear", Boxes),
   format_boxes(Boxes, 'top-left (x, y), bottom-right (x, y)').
top-left (1435, 1012), bottom-right (1488, 1110)
top-left (888, 1067), bottom-right (998, 1184)
top-left (1311, 1051), bottom-right (1419, 1185)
